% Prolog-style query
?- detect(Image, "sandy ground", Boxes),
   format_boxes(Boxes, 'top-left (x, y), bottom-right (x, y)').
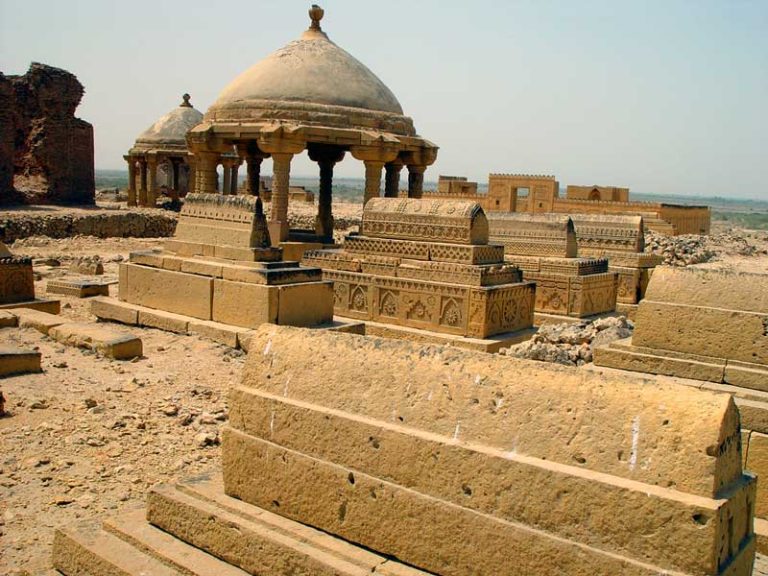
top-left (0, 210), bottom-right (766, 575)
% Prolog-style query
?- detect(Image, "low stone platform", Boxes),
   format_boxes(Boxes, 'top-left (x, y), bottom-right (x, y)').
top-left (46, 278), bottom-right (114, 298)
top-left (48, 323), bottom-right (142, 360)
top-left (11, 308), bottom-right (64, 334)
top-left (0, 298), bottom-right (60, 314)
top-left (0, 346), bottom-right (42, 377)
top-left (53, 476), bottom-right (429, 576)
top-left (344, 316), bottom-right (537, 353)
top-left (92, 296), bottom-right (363, 350)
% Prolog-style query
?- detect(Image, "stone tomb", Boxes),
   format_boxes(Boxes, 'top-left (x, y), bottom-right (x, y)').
top-left (0, 242), bottom-right (60, 314)
top-left (302, 198), bottom-right (536, 352)
top-left (487, 212), bottom-right (617, 323)
top-left (571, 214), bottom-right (662, 317)
top-left (92, 193), bottom-right (334, 347)
top-left (54, 326), bottom-right (756, 575)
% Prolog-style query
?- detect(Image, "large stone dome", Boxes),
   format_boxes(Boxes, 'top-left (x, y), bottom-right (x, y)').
top-left (204, 6), bottom-right (416, 136)
top-left (134, 94), bottom-right (203, 149)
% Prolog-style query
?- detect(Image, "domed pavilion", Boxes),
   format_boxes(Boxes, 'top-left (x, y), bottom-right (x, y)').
top-left (187, 5), bottom-right (438, 246)
top-left (126, 94), bottom-right (241, 206)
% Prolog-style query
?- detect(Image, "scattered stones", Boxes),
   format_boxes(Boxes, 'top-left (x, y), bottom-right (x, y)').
top-left (69, 256), bottom-right (104, 275)
top-left (645, 229), bottom-right (767, 267)
top-left (502, 316), bottom-right (633, 366)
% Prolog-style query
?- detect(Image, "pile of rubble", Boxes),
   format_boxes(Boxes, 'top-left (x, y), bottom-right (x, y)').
top-left (502, 316), bottom-right (633, 366)
top-left (645, 230), bottom-right (715, 266)
top-left (645, 229), bottom-right (768, 267)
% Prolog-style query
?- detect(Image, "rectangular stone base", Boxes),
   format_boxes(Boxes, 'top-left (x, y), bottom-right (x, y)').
top-left (46, 278), bottom-right (112, 298)
top-left (340, 316), bottom-right (537, 353)
top-left (52, 477), bottom-right (429, 576)
top-left (92, 297), bottom-right (362, 350)
top-left (0, 346), bottom-right (42, 377)
top-left (0, 298), bottom-right (60, 314)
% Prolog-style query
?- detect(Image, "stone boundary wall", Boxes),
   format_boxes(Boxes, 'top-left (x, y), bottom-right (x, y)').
top-left (0, 210), bottom-right (178, 243)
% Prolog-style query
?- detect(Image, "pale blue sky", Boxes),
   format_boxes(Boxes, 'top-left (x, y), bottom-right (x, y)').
top-left (1, 0), bottom-right (766, 198)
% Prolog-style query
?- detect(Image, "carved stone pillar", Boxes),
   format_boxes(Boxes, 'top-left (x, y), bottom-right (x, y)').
top-left (308, 144), bottom-right (345, 241)
top-left (186, 162), bottom-right (195, 195)
top-left (138, 159), bottom-right (148, 206)
top-left (363, 161), bottom-right (384, 206)
top-left (247, 156), bottom-right (262, 195)
top-left (222, 162), bottom-right (232, 196)
top-left (269, 152), bottom-right (293, 243)
top-left (407, 165), bottom-right (426, 199)
top-left (170, 159), bottom-right (181, 202)
top-left (126, 157), bottom-right (137, 206)
top-left (230, 162), bottom-right (240, 194)
top-left (384, 161), bottom-right (404, 198)
top-left (147, 158), bottom-right (158, 206)
top-left (194, 152), bottom-right (220, 195)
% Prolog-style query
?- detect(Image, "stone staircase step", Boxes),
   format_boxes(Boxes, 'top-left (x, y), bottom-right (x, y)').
top-left (53, 509), bottom-right (251, 576)
top-left (53, 519), bottom-right (184, 576)
top-left (146, 476), bottom-right (430, 576)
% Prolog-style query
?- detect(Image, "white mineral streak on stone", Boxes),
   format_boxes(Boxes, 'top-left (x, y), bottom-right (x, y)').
top-left (629, 416), bottom-right (641, 471)
top-left (427, 389), bottom-right (433, 401)
top-left (474, 375), bottom-right (482, 386)
top-left (263, 339), bottom-right (272, 356)
top-left (283, 377), bottom-right (290, 398)
top-left (270, 410), bottom-right (275, 437)
top-left (453, 421), bottom-right (461, 441)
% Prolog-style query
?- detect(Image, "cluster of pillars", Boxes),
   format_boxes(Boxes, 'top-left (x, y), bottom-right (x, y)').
top-left (126, 155), bottom-right (190, 207)
top-left (191, 142), bottom-right (428, 245)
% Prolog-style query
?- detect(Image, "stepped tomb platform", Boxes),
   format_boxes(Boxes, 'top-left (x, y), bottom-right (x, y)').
top-left (92, 193), bottom-right (335, 346)
top-left (0, 241), bottom-right (60, 314)
top-left (54, 325), bottom-right (757, 576)
top-left (302, 197), bottom-right (536, 351)
top-left (571, 214), bottom-right (662, 317)
top-left (487, 212), bottom-right (618, 323)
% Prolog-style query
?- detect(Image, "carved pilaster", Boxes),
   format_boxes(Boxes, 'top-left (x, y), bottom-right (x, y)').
top-left (147, 157), bottom-right (158, 206)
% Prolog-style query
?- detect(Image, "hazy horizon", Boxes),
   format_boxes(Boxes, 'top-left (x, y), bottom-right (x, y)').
top-left (1, 0), bottom-right (766, 200)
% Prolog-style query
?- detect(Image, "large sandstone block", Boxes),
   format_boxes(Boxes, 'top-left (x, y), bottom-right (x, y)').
top-left (119, 263), bottom-right (213, 320)
top-left (277, 282), bottom-right (333, 327)
top-left (487, 212), bottom-right (578, 258)
top-left (221, 326), bottom-right (755, 576)
top-left (212, 279), bottom-right (278, 327)
top-left (11, 307), bottom-right (64, 334)
top-left (634, 301), bottom-right (768, 365)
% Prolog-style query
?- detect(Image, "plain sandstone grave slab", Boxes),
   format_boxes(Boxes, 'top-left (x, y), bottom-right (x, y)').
top-left (10, 308), bottom-right (64, 335)
top-left (48, 323), bottom-right (142, 360)
top-left (0, 346), bottom-right (42, 377)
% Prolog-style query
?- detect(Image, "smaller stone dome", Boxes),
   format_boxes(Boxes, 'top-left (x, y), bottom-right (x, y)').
top-left (134, 94), bottom-right (203, 149)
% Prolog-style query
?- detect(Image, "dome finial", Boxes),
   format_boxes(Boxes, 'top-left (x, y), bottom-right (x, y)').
top-left (180, 93), bottom-right (192, 108)
top-left (308, 4), bottom-right (324, 31)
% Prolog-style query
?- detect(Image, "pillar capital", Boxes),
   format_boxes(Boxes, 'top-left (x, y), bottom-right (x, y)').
top-left (350, 144), bottom-right (399, 165)
top-left (307, 143), bottom-right (346, 165)
top-left (257, 136), bottom-right (305, 156)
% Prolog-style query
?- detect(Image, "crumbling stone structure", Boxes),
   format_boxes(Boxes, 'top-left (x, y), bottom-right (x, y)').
top-left (303, 197), bottom-right (536, 351)
top-left (571, 214), bottom-right (662, 316)
top-left (53, 325), bottom-right (757, 575)
top-left (92, 192), bottom-right (334, 347)
top-left (0, 241), bottom-right (59, 313)
top-left (567, 184), bottom-right (629, 201)
top-left (0, 63), bottom-right (94, 205)
top-left (487, 212), bottom-right (618, 322)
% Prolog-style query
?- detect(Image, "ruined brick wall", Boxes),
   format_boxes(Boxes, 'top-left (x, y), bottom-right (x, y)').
top-left (0, 63), bottom-right (95, 206)
top-left (0, 73), bottom-right (17, 203)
